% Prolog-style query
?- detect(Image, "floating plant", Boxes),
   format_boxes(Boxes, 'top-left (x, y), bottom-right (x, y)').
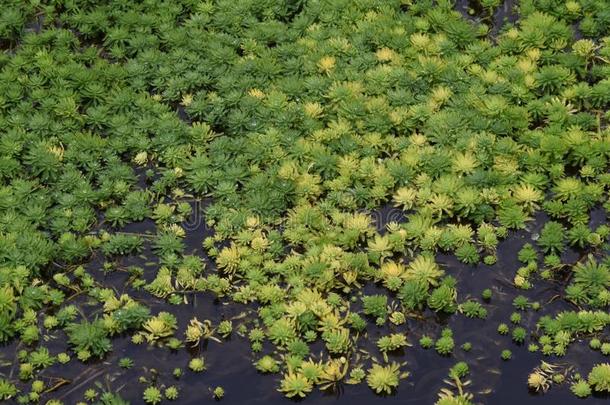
top-left (0, 0), bottom-right (608, 403)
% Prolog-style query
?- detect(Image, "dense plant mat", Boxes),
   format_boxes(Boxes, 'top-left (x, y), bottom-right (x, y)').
top-left (1, 0), bottom-right (610, 403)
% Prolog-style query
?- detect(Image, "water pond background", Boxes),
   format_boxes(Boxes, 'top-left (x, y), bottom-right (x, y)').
top-left (1, 201), bottom-right (605, 404)
top-left (1, 0), bottom-right (609, 403)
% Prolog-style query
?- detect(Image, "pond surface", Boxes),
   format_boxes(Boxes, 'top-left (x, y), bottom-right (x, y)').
top-left (3, 203), bottom-right (601, 404)
top-left (1, 1), bottom-right (609, 404)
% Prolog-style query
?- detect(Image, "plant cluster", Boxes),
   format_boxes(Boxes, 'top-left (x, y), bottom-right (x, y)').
top-left (0, 0), bottom-right (609, 402)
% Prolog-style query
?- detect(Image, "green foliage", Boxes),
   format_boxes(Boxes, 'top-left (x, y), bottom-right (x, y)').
top-left (165, 386), bottom-right (179, 401)
top-left (420, 335), bottom-right (434, 349)
top-left (512, 327), bottom-right (527, 344)
top-left (588, 363), bottom-right (610, 392)
top-left (428, 278), bottom-right (458, 313)
top-left (537, 221), bottom-right (565, 253)
top-left (102, 234), bottom-right (143, 256)
top-left (189, 357), bottom-right (206, 373)
top-left (143, 386), bottom-right (162, 405)
top-left (378, 333), bottom-right (409, 357)
top-left (255, 356), bottom-right (280, 373)
top-left (279, 372), bottom-right (312, 398)
top-left (459, 300), bottom-right (487, 319)
top-left (571, 379), bottom-right (592, 398)
top-left (65, 320), bottom-right (112, 359)
top-left (362, 295), bottom-right (388, 321)
top-left (567, 256), bottom-right (610, 307)
top-left (435, 329), bottom-right (455, 356)
top-left (0, 379), bottom-right (18, 400)
top-left (366, 362), bottom-right (406, 395)
top-left (0, 0), bottom-right (608, 401)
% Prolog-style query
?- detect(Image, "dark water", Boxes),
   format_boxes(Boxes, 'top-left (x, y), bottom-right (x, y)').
top-left (1, 1), bottom-right (608, 404)
top-left (454, 0), bottom-right (518, 37)
top-left (3, 202), bottom-right (602, 405)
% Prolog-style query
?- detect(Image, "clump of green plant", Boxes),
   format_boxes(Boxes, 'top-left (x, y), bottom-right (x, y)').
top-left (571, 379), bottom-right (592, 398)
top-left (212, 386), bottom-right (224, 400)
top-left (0, 379), bottom-right (18, 401)
top-left (435, 362), bottom-right (473, 405)
top-left (278, 372), bottom-right (312, 398)
top-left (0, 0), bottom-right (607, 402)
top-left (189, 357), bottom-right (206, 373)
top-left (362, 294), bottom-right (388, 324)
top-left (459, 300), bottom-right (487, 319)
top-left (65, 320), bottom-right (112, 360)
top-left (377, 333), bottom-right (409, 361)
top-left (143, 386), bottom-right (162, 405)
top-left (588, 363), bottom-right (610, 393)
top-left (366, 362), bottom-right (408, 395)
top-left (435, 328), bottom-right (455, 356)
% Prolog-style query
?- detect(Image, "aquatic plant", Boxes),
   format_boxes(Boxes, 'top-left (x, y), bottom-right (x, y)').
top-left (366, 362), bottom-right (406, 395)
top-left (143, 386), bottom-right (162, 405)
top-left (378, 334), bottom-right (409, 361)
top-left (588, 363), bottom-right (610, 393)
top-left (278, 372), bottom-right (312, 398)
top-left (65, 320), bottom-right (112, 359)
top-left (119, 358), bottom-right (133, 369)
top-left (217, 320), bottom-right (232, 339)
top-left (420, 335), bottom-right (434, 349)
top-left (435, 362), bottom-right (474, 405)
top-left (318, 359), bottom-right (349, 391)
top-left (188, 358), bottom-right (206, 373)
top-left (362, 295), bottom-right (388, 322)
top-left (165, 386), bottom-right (179, 400)
top-left (459, 300), bottom-right (487, 319)
top-left (513, 296), bottom-right (530, 311)
top-left (212, 386), bottom-right (224, 400)
top-left (571, 380), bottom-right (592, 398)
top-left (0, 0), bottom-right (607, 401)
top-left (436, 329), bottom-right (455, 356)
top-left (0, 379), bottom-right (18, 401)
top-left (567, 256), bottom-right (610, 307)
top-left (528, 372), bottom-right (548, 392)
top-left (138, 312), bottom-right (177, 344)
top-left (102, 234), bottom-right (143, 256)
top-left (590, 338), bottom-right (602, 350)
top-left (406, 255), bottom-right (444, 287)
top-left (268, 318), bottom-right (297, 347)
top-left (255, 356), bottom-right (279, 374)
top-left (512, 327), bottom-right (527, 344)
top-left (434, 393), bottom-right (474, 405)
top-left (322, 327), bottom-right (351, 354)
top-left (347, 367), bottom-right (366, 385)
top-left (84, 388), bottom-right (97, 401)
top-left (29, 347), bottom-right (54, 369)
top-left (94, 391), bottom-right (130, 405)
top-left (299, 359), bottom-right (324, 383)
top-left (428, 279), bottom-right (457, 313)
top-left (537, 222), bottom-right (565, 253)
top-left (185, 318), bottom-right (216, 347)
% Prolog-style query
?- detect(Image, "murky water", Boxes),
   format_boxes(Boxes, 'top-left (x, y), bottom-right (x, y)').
top-left (1, 1), bottom-right (608, 404)
top-left (4, 201), bottom-right (600, 405)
